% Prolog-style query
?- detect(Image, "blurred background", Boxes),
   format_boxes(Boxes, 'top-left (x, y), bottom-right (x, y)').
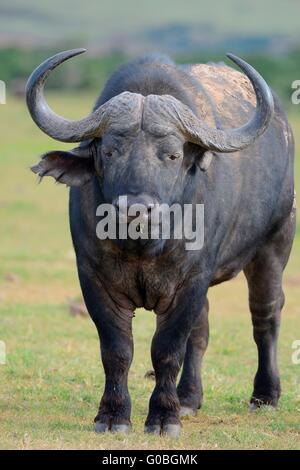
top-left (0, 0), bottom-right (299, 450)
top-left (1, 0), bottom-right (300, 101)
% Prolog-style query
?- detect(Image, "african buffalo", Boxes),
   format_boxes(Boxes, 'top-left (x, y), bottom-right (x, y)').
top-left (26, 49), bottom-right (296, 437)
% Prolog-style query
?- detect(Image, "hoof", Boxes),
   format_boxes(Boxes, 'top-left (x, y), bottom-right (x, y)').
top-left (179, 406), bottom-right (196, 418)
top-left (111, 423), bottom-right (131, 434)
top-left (162, 423), bottom-right (181, 438)
top-left (249, 402), bottom-right (259, 412)
top-left (144, 424), bottom-right (161, 435)
top-left (144, 423), bottom-right (181, 437)
top-left (250, 395), bottom-right (278, 411)
top-left (94, 421), bottom-right (109, 433)
top-left (95, 421), bottom-right (131, 434)
top-left (249, 402), bottom-right (276, 412)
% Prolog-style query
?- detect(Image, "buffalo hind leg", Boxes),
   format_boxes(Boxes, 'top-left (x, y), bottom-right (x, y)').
top-left (177, 298), bottom-right (209, 417)
top-left (244, 209), bottom-right (296, 409)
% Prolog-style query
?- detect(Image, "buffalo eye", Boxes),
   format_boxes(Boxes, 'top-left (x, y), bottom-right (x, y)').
top-left (102, 148), bottom-right (114, 158)
top-left (168, 154), bottom-right (180, 161)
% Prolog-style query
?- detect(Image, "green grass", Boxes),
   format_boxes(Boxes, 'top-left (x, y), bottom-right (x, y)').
top-left (0, 95), bottom-right (300, 449)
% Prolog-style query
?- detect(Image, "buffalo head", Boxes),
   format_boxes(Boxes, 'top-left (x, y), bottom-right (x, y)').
top-left (27, 49), bottom-right (274, 219)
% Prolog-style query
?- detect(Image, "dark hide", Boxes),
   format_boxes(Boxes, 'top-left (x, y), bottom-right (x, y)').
top-left (31, 54), bottom-right (296, 436)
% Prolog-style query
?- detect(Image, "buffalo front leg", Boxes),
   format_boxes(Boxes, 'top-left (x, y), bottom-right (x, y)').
top-left (177, 298), bottom-right (209, 417)
top-left (145, 285), bottom-right (208, 437)
top-left (244, 208), bottom-right (296, 409)
top-left (78, 271), bottom-right (133, 433)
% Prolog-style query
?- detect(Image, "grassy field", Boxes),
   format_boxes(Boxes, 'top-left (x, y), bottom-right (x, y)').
top-left (0, 94), bottom-right (300, 450)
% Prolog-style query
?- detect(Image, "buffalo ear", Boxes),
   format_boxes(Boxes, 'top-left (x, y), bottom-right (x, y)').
top-left (31, 148), bottom-right (95, 187)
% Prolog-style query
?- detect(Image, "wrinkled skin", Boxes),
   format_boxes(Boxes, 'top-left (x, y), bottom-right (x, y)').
top-left (30, 55), bottom-right (295, 437)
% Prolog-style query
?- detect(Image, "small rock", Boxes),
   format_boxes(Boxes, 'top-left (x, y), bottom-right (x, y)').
top-left (144, 370), bottom-right (155, 380)
top-left (68, 298), bottom-right (88, 317)
top-left (4, 273), bottom-right (19, 283)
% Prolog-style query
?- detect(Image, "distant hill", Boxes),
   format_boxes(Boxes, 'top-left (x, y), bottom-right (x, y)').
top-left (1, 0), bottom-right (300, 54)
top-left (1, 0), bottom-right (300, 104)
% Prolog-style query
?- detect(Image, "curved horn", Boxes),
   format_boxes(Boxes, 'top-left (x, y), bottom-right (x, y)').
top-left (25, 49), bottom-right (112, 143)
top-left (170, 54), bottom-right (274, 152)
